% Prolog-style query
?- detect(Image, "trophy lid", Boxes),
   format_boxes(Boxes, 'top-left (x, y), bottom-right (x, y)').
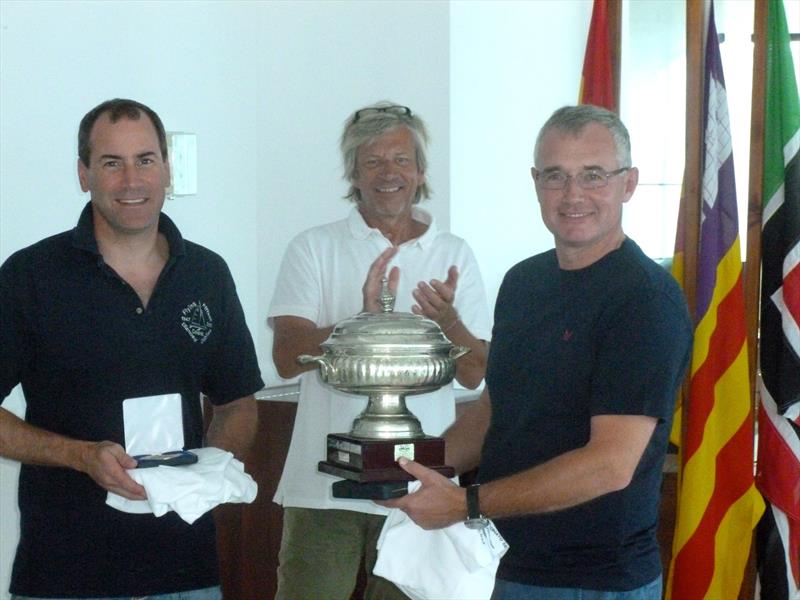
top-left (326, 310), bottom-right (450, 346)
top-left (322, 278), bottom-right (452, 351)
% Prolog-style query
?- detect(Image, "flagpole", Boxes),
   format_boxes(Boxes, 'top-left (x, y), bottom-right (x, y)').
top-left (671, 0), bottom-right (704, 510)
top-left (608, 0), bottom-right (622, 114)
top-left (746, 0), bottom-right (767, 410)
top-left (743, 15), bottom-right (766, 597)
top-left (666, 7), bottom-right (703, 589)
top-left (682, 0), bottom-right (704, 329)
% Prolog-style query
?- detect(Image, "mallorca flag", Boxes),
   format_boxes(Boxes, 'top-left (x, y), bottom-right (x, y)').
top-left (666, 4), bottom-right (766, 599)
top-left (755, 0), bottom-right (800, 597)
top-left (579, 0), bottom-right (614, 110)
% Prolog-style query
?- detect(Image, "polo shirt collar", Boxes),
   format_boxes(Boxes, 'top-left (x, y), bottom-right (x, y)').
top-left (346, 205), bottom-right (439, 250)
top-left (70, 201), bottom-right (186, 258)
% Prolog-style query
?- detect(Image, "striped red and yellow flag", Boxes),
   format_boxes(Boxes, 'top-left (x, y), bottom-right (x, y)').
top-left (579, 0), bottom-right (614, 110)
top-left (666, 5), bottom-right (765, 599)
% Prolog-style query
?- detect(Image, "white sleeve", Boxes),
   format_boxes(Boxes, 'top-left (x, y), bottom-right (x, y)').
top-left (451, 242), bottom-right (493, 342)
top-left (266, 233), bottom-right (322, 327)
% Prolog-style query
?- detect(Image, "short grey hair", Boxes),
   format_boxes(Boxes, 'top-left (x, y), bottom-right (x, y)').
top-left (340, 101), bottom-right (431, 203)
top-left (533, 105), bottom-right (632, 168)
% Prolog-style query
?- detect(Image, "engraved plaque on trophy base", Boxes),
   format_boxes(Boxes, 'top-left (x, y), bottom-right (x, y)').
top-left (317, 432), bottom-right (455, 499)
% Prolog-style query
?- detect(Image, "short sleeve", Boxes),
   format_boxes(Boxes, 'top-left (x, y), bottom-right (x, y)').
top-left (450, 242), bottom-right (493, 343)
top-left (591, 287), bottom-right (692, 420)
top-left (267, 232), bottom-right (323, 326)
top-left (0, 253), bottom-right (30, 402)
top-left (203, 260), bottom-right (264, 405)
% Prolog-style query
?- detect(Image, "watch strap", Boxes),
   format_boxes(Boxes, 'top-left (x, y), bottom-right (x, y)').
top-left (466, 483), bottom-right (482, 520)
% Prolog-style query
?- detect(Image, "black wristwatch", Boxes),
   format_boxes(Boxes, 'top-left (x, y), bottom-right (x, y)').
top-left (465, 483), bottom-right (489, 529)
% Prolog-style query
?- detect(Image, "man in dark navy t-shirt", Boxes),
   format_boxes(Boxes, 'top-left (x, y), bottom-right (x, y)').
top-left (383, 105), bottom-right (692, 599)
top-left (0, 99), bottom-right (263, 599)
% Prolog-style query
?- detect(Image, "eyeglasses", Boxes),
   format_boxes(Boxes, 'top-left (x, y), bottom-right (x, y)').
top-left (532, 167), bottom-right (630, 190)
top-left (353, 105), bottom-right (412, 123)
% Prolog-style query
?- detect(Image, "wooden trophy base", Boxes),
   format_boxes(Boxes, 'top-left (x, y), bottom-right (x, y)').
top-left (318, 432), bottom-right (455, 499)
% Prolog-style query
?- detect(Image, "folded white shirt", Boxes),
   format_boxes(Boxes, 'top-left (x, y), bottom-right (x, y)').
top-left (374, 481), bottom-right (509, 600)
top-left (106, 447), bottom-right (257, 524)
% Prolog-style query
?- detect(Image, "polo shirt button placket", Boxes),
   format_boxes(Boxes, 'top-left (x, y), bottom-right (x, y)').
top-left (135, 307), bottom-right (143, 315)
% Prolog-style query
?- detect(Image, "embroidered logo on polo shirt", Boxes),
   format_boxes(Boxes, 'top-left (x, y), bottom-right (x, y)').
top-left (181, 301), bottom-right (213, 343)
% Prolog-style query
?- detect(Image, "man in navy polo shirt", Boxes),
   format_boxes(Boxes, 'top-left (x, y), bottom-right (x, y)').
top-left (382, 105), bottom-right (692, 599)
top-left (0, 99), bottom-right (264, 599)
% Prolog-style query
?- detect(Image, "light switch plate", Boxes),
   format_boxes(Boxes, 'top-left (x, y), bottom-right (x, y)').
top-left (166, 132), bottom-right (197, 198)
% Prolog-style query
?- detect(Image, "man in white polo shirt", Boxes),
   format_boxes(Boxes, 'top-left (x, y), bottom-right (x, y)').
top-left (268, 101), bottom-right (492, 599)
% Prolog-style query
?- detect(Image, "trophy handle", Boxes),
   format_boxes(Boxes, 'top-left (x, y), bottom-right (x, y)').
top-left (297, 354), bottom-right (337, 379)
top-left (297, 354), bottom-right (325, 364)
top-left (449, 346), bottom-right (470, 360)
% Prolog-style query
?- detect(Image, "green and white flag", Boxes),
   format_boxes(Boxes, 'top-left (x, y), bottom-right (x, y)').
top-left (755, 0), bottom-right (800, 598)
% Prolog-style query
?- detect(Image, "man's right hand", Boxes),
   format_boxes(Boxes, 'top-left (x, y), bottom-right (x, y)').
top-left (362, 246), bottom-right (400, 313)
top-left (0, 407), bottom-right (147, 500)
top-left (79, 441), bottom-right (147, 500)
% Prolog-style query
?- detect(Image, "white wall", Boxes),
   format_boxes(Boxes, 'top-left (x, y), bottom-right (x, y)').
top-left (255, 0), bottom-right (452, 385)
top-left (0, 1), bottom-right (450, 596)
top-left (0, 0), bottom-right (589, 597)
top-left (450, 0), bottom-right (592, 305)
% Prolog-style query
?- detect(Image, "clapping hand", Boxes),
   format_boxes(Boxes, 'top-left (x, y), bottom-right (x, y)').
top-left (412, 265), bottom-right (460, 332)
top-left (363, 247), bottom-right (400, 313)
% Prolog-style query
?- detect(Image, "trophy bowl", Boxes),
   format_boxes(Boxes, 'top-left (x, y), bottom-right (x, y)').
top-left (298, 309), bottom-right (469, 439)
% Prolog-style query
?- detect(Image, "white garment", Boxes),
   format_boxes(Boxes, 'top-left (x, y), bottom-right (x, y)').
top-left (106, 447), bottom-right (258, 524)
top-left (374, 483), bottom-right (509, 600)
top-left (268, 207), bottom-right (493, 514)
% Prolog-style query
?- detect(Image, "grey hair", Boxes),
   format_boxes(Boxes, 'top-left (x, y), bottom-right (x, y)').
top-left (340, 101), bottom-right (431, 203)
top-left (533, 105), bottom-right (632, 168)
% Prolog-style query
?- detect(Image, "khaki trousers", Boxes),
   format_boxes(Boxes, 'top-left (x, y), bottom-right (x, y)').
top-left (275, 507), bottom-right (410, 600)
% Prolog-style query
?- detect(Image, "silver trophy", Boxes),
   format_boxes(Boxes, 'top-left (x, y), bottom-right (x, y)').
top-left (299, 279), bottom-right (468, 498)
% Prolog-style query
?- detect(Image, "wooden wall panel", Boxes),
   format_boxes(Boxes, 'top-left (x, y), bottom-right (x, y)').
top-left (213, 400), bottom-right (297, 599)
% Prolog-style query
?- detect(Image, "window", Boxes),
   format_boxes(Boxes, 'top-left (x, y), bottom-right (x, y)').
top-left (620, 0), bottom-right (800, 261)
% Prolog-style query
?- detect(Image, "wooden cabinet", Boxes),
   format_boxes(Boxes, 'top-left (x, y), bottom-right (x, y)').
top-left (212, 397), bottom-right (694, 599)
